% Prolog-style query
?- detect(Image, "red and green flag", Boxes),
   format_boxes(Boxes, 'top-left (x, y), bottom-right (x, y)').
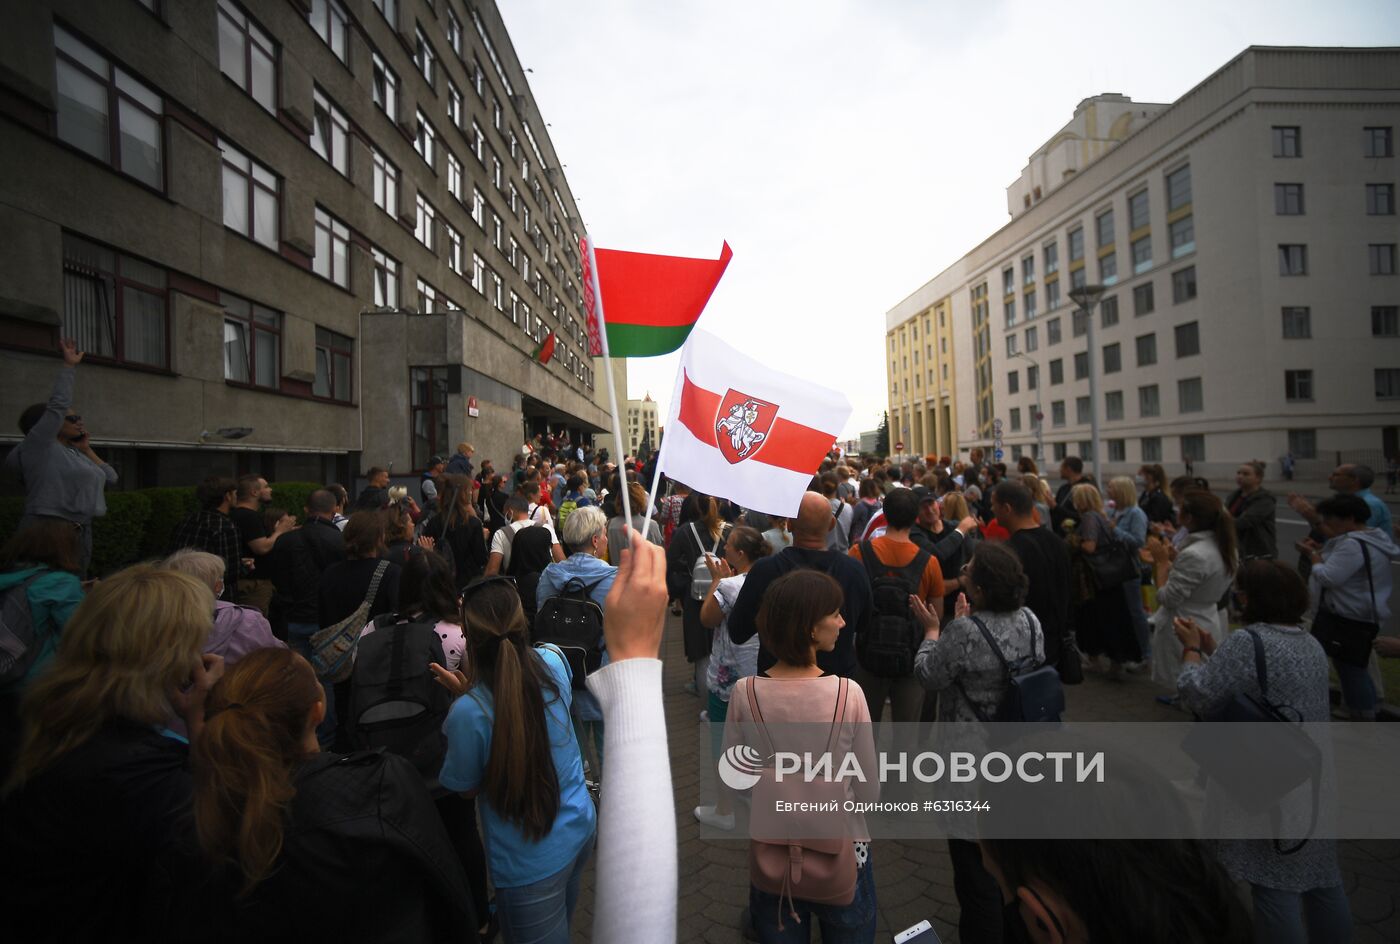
top-left (530, 330), bottom-right (557, 365)
top-left (581, 238), bottom-right (732, 358)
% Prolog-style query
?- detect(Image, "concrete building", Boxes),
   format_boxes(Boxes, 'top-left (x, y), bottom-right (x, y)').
top-left (0, 0), bottom-right (613, 492)
top-left (886, 257), bottom-right (965, 460)
top-left (625, 393), bottom-right (659, 457)
top-left (887, 48), bottom-right (1400, 478)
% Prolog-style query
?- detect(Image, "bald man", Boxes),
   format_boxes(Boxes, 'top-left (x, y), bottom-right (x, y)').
top-left (727, 491), bottom-right (873, 677)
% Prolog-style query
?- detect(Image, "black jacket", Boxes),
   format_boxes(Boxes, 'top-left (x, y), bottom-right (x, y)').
top-left (1138, 488), bottom-right (1176, 525)
top-left (1225, 487), bottom-right (1277, 561)
top-left (271, 517), bottom-right (346, 624)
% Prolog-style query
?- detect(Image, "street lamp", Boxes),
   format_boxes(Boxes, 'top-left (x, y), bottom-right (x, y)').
top-left (1069, 283), bottom-right (1107, 478)
top-left (1009, 351), bottom-right (1044, 463)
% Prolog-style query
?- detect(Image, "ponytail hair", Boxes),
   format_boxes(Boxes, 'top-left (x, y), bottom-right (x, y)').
top-left (193, 648), bottom-right (323, 895)
top-left (1180, 490), bottom-right (1238, 575)
top-left (725, 525), bottom-right (772, 562)
top-left (461, 579), bottom-right (560, 841)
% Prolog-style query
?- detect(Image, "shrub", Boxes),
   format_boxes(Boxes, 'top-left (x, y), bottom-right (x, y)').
top-left (139, 486), bottom-right (197, 559)
top-left (269, 482), bottom-right (323, 523)
top-left (0, 497), bottom-right (23, 543)
top-left (90, 492), bottom-right (153, 576)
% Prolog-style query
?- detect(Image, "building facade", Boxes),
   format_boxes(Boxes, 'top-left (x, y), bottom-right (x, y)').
top-left (625, 393), bottom-right (659, 457)
top-left (887, 48), bottom-right (1400, 478)
top-left (0, 0), bottom-right (613, 491)
top-left (886, 257), bottom-right (965, 460)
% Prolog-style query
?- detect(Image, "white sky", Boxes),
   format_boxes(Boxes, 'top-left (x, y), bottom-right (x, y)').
top-left (500, 0), bottom-right (1399, 439)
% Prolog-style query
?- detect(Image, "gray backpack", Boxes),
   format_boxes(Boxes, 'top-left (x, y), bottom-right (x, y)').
top-left (687, 523), bottom-right (723, 601)
top-left (0, 575), bottom-right (44, 685)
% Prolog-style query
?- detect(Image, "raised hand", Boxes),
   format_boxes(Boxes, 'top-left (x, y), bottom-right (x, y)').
top-left (910, 594), bottom-right (941, 638)
top-left (429, 662), bottom-right (469, 697)
top-left (603, 527), bottom-right (668, 661)
top-left (60, 337), bottom-right (83, 366)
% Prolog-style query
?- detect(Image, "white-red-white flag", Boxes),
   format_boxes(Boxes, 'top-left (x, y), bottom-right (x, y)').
top-left (657, 330), bottom-right (851, 518)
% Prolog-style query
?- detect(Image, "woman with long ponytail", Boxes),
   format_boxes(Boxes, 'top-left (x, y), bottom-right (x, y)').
top-left (189, 647), bottom-right (474, 940)
top-left (432, 576), bottom-right (597, 941)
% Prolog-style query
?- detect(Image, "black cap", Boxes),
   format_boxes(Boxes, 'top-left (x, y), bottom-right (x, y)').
top-left (429, 455), bottom-right (445, 466)
top-left (911, 485), bottom-right (935, 503)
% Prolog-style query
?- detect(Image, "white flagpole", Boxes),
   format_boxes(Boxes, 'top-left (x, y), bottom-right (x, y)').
top-left (640, 351), bottom-right (687, 537)
top-left (583, 234), bottom-right (635, 549)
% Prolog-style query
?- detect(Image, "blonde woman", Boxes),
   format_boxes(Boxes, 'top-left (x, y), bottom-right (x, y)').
top-left (1, 565), bottom-right (224, 942)
top-left (1107, 477), bottom-right (1152, 668)
top-left (1021, 473), bottom-right (1053, 528)
top-left (1069, 483), bottom-right (1141, 677)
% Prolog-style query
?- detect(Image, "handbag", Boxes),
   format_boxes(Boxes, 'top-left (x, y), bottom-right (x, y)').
top-left (1057, 629), bottom-right (1085, 685)
top-left (1310, 539), bottom-right (1379, 668)
top-left (744, 677), bottom-right (858, 927)
top-left (310, 559), bottom-right (391, 683)
top-left (1180, 628), bottom-right (1321, 855)
top-left (1083, 519), bottom-right (1138, 591)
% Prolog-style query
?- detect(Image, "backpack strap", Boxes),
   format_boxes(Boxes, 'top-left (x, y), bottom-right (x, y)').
top-left (388, 617), bottom-right (410, 697)
top-left (1355, 538), bottom-right (1378, 624)
top-left (824, 677), bottom-right (849, 756)
top-left (951, 613), bottom-right (1012, 724)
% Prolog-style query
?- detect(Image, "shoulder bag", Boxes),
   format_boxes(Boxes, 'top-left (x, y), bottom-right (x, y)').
top-left (310, 559), bottom-right (391, 683)
top-left (1310, 538), bottom-right (1379, 668)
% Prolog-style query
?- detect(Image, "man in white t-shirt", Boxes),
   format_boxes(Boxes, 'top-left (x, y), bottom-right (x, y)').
top-left (484, 496), bottom-right (564, 575)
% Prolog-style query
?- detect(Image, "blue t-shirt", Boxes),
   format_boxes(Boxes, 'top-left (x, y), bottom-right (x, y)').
top-left (439, 644), bottom-right (596, 887)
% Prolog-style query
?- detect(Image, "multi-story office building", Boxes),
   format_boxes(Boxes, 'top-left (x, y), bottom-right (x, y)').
top-left (888, 48), bottom-right (1400, 476)
top-left (0, 0), bottom-right (612, 489)
top-left (886, 257), bottom-right (965, 459)
top-left (625, 394), bottom-right (659, 457)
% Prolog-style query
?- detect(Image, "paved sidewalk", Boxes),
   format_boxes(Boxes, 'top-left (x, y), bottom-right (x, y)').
top-left (568, 614), bottom-right (1400, 942)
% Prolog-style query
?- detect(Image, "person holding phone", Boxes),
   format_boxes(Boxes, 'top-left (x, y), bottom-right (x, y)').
top-left (5, 339), bottom-right (119, 576)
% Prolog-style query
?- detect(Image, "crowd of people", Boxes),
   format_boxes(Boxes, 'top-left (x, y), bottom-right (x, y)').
top-left (1, 345), bottom-right (1398, 942)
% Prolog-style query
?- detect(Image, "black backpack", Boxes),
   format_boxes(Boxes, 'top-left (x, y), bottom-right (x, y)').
top-left (533, 576), bottom-right (607, 690)
top-left (956, 612), bottom-right (1064, 723)
top-left (347, 616), bottom-right (453, 784)
top-left (855, 539), bottom-right (931, 678)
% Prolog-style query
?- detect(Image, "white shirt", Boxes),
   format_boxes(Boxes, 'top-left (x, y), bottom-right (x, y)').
top-left (489, 518), bottom-right (559, 570)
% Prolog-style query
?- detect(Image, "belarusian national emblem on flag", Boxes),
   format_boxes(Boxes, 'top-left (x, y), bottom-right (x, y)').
top-left (715, 392), bottom-right (778, 464)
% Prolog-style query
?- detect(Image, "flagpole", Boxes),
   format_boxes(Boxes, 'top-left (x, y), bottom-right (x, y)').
top-left (584, 234), bottom-right (635, 549)
top-left (640, 350), bottom-right (687, 537)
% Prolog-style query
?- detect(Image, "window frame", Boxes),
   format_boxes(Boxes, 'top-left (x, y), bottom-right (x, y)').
top-left (1272, 126), bottom-right (1301, 158)
top-left (1281, 306), bottom-right (1311, 339)
top-left (219, 137), bottom-right (279, 250)
top-left (1136, 332), bottom-right (1157, 367)
top-left (1369, 244), bottom-right (1396, 276)
top-left (414, 26), bottom-right (437, 86)
top-left (1373, 305), bottom-right (1399, 337)
top-left (311, 86), bottom-right (349, 176)
top-left (372, 51), bottom-right (398, 123)
top-left (410, 366), bottom-right (451, 473)
top-left (1285, 369), bottom-right (1314, 402)
top-left (372, 146), bottom-right (398, 218)
top-left (216, 0), bottom-right (277, 114)
top-left (1366, 183), bottom-right (1396, 216)
top-left (308, 0), bottom-right (349, 64)
top-left (1274, 182), bottom-right (1305, 215)
top-left (372, 245), bottom-right (399, 308)
top-left (1174, 321), bottom-right (1200, 358)
top-left (313, 326), bottom-right (353, 402)
top-left (1178, 377), bottom-right (1204, 414)
top-left (312, 205), bottom-right (350, 288)
top-left (1364, 126), bottom-right (1393, 158)
top-left (415, 192), bottom-right (436, 250)
top-left (1171, 266), bottom-right (1197, 303)
top-left (1134, 282), bottom-right (1155, 316)
top-left (60, 232), bottom-right (170, 370)
top-left (222, 292), bottom-right (281, 389)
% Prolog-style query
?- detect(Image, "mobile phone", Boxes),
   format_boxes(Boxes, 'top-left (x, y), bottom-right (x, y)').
top-left (893, 920), bottom-right (941, 943)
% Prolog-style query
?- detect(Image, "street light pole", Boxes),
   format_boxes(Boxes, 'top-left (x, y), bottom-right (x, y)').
top-left (1070, 284), bottom-right (1107, 479)
top-left (1010, 351), bottom-right (1044, 464)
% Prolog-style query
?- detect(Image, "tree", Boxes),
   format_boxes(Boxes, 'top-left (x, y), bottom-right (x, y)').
top-left (876, 411), bottom-right (890, 457)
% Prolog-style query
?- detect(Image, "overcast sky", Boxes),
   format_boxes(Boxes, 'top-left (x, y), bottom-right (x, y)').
top-left (500, 0), bottom-right (1398, 440)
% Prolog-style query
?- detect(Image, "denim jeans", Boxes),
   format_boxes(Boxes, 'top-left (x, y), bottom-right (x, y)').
top-left (287, 622), bottom-right (336, 744)
top-left (1123, 578), bottom-right (1151, 662)
top-left (494, 832), bottom-right (595, 944)
top-left (1334, 658), bottom-right (1378, 715)
top-left (749, 851), bottom-right (876, 943)
top-left (1250, 882), bottom-right (1352, 944)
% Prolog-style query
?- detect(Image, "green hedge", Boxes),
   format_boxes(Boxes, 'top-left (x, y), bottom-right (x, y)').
top-left (0, 482), bottom-right (324, 575)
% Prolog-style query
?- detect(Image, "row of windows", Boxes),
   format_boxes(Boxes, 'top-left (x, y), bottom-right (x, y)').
top-left (1271, 124), bottom-right (1394, 159)
top-left (986, 435), bottom-right (1207, 465)
top-left (1278, 243), bottom-right (1397, 276)
top-left (1007, 323), bottom-right (1202, 394)
top-left (1280, 306), bottom-right (1399, 338)
top-left (1003, 268), bottom-right (1196, 358)
top-left (1272, 182), bottom-right (1394, 216)
top-left (1284, 368), bottom-right (1400, 401)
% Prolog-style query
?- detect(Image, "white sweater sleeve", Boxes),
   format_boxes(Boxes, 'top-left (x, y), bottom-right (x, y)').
top-left (585, 658), bottom-right (676, 943)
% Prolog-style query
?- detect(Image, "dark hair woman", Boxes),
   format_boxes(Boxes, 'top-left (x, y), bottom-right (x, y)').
top-left (724, 570), bottom-right (878, 940)
top-left (431, 577), bottom-right (596, 941)
top-left (1137, 463), bottom-right (1175, 525)
top-left (190, 647), bottom-right (475, 941)
top-left (422, 474), bottom-right (489, 589)
top-left (666, 492), bottom-right (732, 697)
top-left (1148, 490), bottom-right (1237, 692)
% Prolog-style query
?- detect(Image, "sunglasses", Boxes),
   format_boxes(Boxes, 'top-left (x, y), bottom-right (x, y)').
top-left (64, 414), bottom-right (82, 423)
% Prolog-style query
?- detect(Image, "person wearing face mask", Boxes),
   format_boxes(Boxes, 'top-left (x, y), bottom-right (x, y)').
top-left (1224, 460), bottom-right (1278, 561)
top-left (6, 340), bottom-right (118, 577)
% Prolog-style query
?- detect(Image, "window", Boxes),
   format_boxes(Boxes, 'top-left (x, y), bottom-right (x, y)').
top-left (1070, 267), bottom-right (1086, 291)
top-left (1166, 165), bottom-right (1191, 211)
top-left (313, 207), bottom-right (349, 288)
top-left (414, 27), bottom-right (436, 85)
top-left (1134, 282), bottom-right (1155, 316)
top-left (1004, 300), bottom-right (1017, 327)
top-left (414, 110), bottom-right (436, 167)
top-left (1181, 434), bottom-right (1205, 462)
top-left (1075, 396), bottom-right (1091, 424)
top-left (1026, 365), bottom-right (1038, 390)
top-left (1365, 126), bottom-right (1393, 158)
top-left (222, 293), bottom-right (280, 387)
top-left (415, 193), bottom-right (435, 250)
top-left (217, 0), bottom-right (275, 113)
top-left (471, 188), bottom-right (486, 228)
top-left (1072, 308), bottom-right (1087, 337)
top-left (1007, 370), bottom-right (1019, 394)
top-left (1129, 190), bottom-right (1150, 230)
top-left (417, 278), bottom-right (437, 313)
top-left (445, 223), bottom-right (462, 275)
top-left (1050, 358), bottom-right (1065, 385)
top-left (1288, 429), bottom-right (1316, 459)
top-left (469, 122), bottom-right (485, 162)
top-left (1100, 295), bottom-right (1119, 327)
top-left (1025, 325), bottom-right (1038, 352)
top-left (53, 25), bottom-right (164, 190)
top-left (1105, 391), bottom-right (1124, 421)
top-left (1369, 244), bottom-right (1396, 275)
top-left (509, 237), bottom-right (519, 269)
top-left (1095, 209), bottom-right (1115, 248)
top-left (372, 0), bottom-right (397, 26)
top-left (1103, 342), bottom-right (1121, 374)
top-left (492, 213), bottom-right (503, 250)
top-left (1367, 184), bottom-right (1396, 216)
top-left (311, 88), bottom-right (348, 175)
top-left (308, 0), bottom-right (348, 62)
top-left (471, 253), bottom-right (486, 294)
top-left (1142, 436), bottom-right (1162, 462)
top-left (1130, 236), bottom-right (1151, 274)
top-left (1068, 227), bottom-right (1084, 262)
top-left (1005, 334), bottom-right (1018, 357)
top-left (61, 233), bottom-right (168, 368)
top-left (446, 9), bottom-right (463, 57)
top-left (1051, 401), bottom-right (1066, 427)
top-left (1072, 352), bottom-right (1087, 381)
top-left (491, 270), bottom-right (504, 311)
top-left (1044, 242), bottom-right (1058, 274)
top-left (492, 156), bottom-right (503, 191)
top-left (1376, 369), bottom-right (1400, 400)
top-left (372, 52), bottom-right (398, 122)
top-left (372, 147), bottom-right (398, 217)
top-left (1285, 369), bottom-right (1313, 401)
top-left (1099, 251), bottom-right (1117, 285)
top-left (1139, 384), bottom-right (1160, 417)
top-left (219, 138), bottom-right (278, 249)
top-left (1274, 183), bottom-right (1304, 215)
top-left (372, 247), bottom-right (399, 307)
top-left (1022, 255), bottom-right (1035, 286)
top-left (1053, 442), bottom-right (1067, 462)
top-left (1010, 408), bottom-right (1022, 431)
top-left (1178, 377), bottom-right (1203, 413)
top-left (1272, 126), bottom-right (1301, 157)
top-left (1169, 215), bottom-right (1194, 258)
top-left (1373, 306), bottom-right (1399, 337)
top-left (1046, 280), bottom-right (1060, 310)
top-left (1002, 267), bottom-right (1015, 295)
top-left (410, 367), bottom-right (449, 472)
top-left (448, 81), bottom-right (463, 128)
top-left (1172, 266), bottom-right (1197, 303)
top-left (313, 327), bottom-right (352, 401)
top-left (1025, 291), bottom-right (1037, 320)
top-left (1136, 332), bottom-right (1157, 366)
top-left (1108, 439), bottom-right (1126, 462)
top-left (1047, 317), bottom-right (1062, 345)
top-left (446, 151), bottom-right (462, 200)
top-left (1175, 321), bottom-right (1200, 358)
top-left (1279, 306), bottom-right (1310, 338)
